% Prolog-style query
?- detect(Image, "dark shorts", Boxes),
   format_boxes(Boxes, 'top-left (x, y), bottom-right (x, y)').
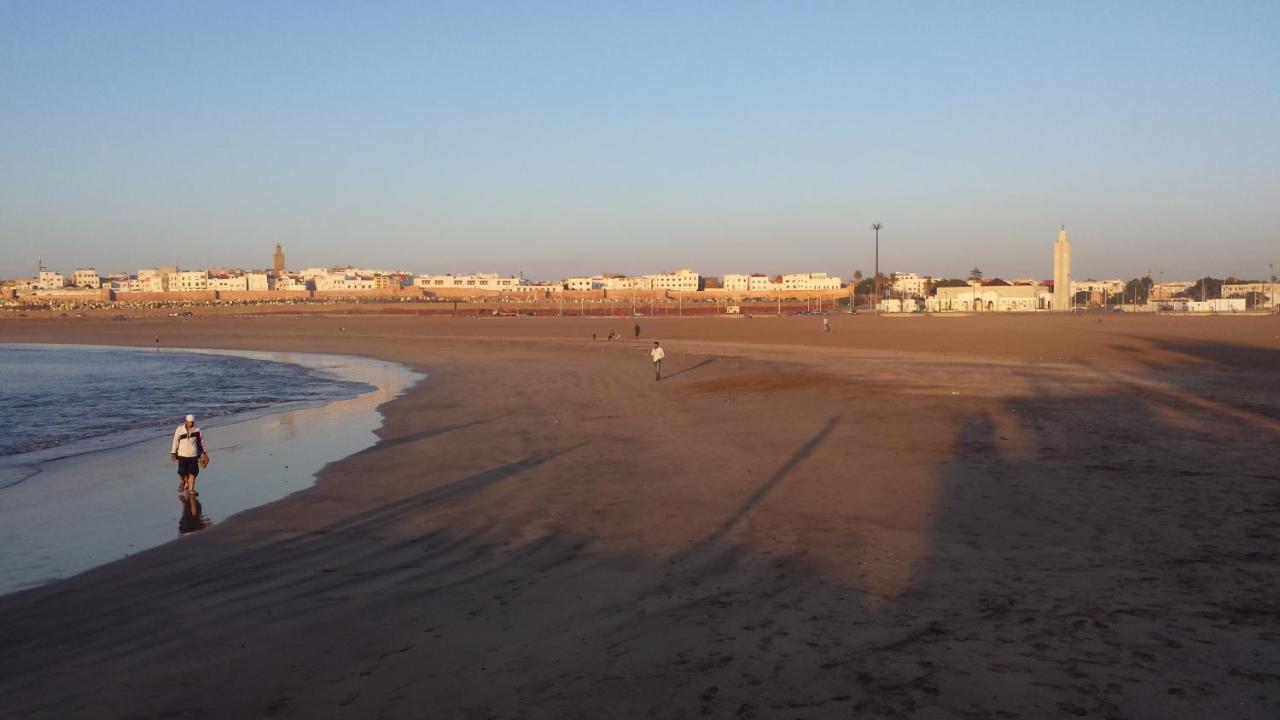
top-left (177, 456), bottom-right (200, 477)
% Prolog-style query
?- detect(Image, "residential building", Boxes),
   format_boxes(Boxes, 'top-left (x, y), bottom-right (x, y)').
top-left (209, 275), bottom-right (249, 292)
top-left (270, 275), bottom-right (308, 291)
top-left (314, 273), bottom-right (375, 291)
top-left (563, 277), bottom-right (602, 291)
top-left (412, 273), bottom-right (535, 291)
top-left (246, 272), bottom-right (269, 291)
top-left (1223, 282), bottom-right (1275, 306)
top-left (70, 269), bottom-right (101, 288)
top-left (36, 270), bottom-right (65, 290)
top-left (780, 272), bottom-right (843, 291)
top-left (168, 270), bottom-right (209, 292)
top-left (1152, 281), bottom-right (1195, 300)
top-left (722, 274), bottom-right (778, 293)
top-left (890, 272), bottom-right (929, 298)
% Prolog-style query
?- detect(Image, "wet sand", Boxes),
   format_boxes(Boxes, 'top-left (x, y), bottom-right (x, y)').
top-left (1, 313), bottom-right (1278, 719)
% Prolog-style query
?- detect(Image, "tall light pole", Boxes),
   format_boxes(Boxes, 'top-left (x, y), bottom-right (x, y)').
top-left (871, 222), bottom-right (883, 314)
top-left (1271, 262), bottom-right (1276, 314)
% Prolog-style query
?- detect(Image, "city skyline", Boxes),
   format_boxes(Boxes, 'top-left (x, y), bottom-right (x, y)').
top-left (2, 3), bottom-right (1277, 281)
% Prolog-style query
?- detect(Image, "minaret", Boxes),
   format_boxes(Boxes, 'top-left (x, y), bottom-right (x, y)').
top-left (273, 243), bottom-right (285, 274)
top-left (1053, 225), bottom-right (1071, 311)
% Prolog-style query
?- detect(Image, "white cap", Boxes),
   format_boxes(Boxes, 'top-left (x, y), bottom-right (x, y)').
top-left (185, 414), bottom-right (195, 422)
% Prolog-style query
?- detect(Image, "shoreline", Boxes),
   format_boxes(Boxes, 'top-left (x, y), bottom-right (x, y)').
top-left (1, 315), bottom-right (1277, 719)
top-left (0, 343), bottom-right (421, 595)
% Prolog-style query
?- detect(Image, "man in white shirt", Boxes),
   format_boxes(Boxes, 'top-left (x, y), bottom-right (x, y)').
top-left (171, 414), bottom-right (209, 496)
top-left (651, 341), bottom-right (665, 381)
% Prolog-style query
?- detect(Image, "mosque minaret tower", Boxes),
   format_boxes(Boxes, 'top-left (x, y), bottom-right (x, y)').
top-left (1053, 225), bottom-right (1071, 311)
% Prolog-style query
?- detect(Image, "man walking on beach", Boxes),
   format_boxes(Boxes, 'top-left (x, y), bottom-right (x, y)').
top-left (823, 317), bottom-right (830, 332)
top-left (651, 341), bottom-right (665, 381)
top-left (171, 414), bottom-right (209, 496)
top-left (634, 322), bottom-right (641, 340)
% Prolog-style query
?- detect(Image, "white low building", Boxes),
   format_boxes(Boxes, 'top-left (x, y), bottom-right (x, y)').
top-left (891, 272), bottom-right (928, 298)
top-left (928, 284), bottom-right (1054, 312)
top-left (1223, 282), bottom-right (1275, 306)
top-left (413, 273), bottom-right (535, 291)
top-left (722, 274), bottom-right (780, 293)
top-left (563, 276), bottom-right (602, 291)
top-left (640, 268), bottom-right (701, 292)
top-left (270, 275), bottom-right (308, 291)
top-left (1166, 298), bottom-right (1247, 313)
top-left (1071, 278), bottom-right (1125, 297)
top-left (246, 272), bottom-right (269, 291)
top-left (209, 276), bottom-right (249, 292)
top-left (1152, 281), bottom-right (1195, 300)
top-left (36, 270), bottom-right (65, 290)
top-left (314, 274), bottom-right (375, 291)
top-left (168, 271), bottom-right (209, 292)
top-left (70, 269), bottom-right (101, 288)
top-left (780, 272), bottom-right (843, 291)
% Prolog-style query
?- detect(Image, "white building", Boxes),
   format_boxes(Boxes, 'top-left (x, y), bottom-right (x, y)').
top-left (413, 273), bottom-right (535, 291)
top-left (1168, 298), bottom-right (1248, 313)
top-left (722, 274), bottom-right (780, 293)
top-left (246, 272), bottom-right (269, 291)
top-left (563, 276), bottom-right (602, 291)
top-left (70, 269), bottom-right (101, 289)
top-left (209, 275), bottom-right (249, 292)
top-left (314, 274), bottom-right (375, 291)
top-left (1071, 278), bottom-right (1125, 297)
top-left (168, 271), bottom-right (209, 292)
top-left (928, 284), bottom-right (1054, 312)
top-left (270, 275), bottom-right (308, 291)
top-left (1223, 282), bottom-right (1275, 306)
top-left (890, 272), bottom-right (928, 298)
top-left (639, 269), bottom-right (701, 292)
top-left (780, 272), bottom-right (843, 291)
top-left (36, 270), bottom-right (65, 290)
top-left (1152, 281), bottom-right (1195, 300)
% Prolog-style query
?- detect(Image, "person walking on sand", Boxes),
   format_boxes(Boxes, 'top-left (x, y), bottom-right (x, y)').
top-left (634, 322), bottom-right (641, 340)
top-left (171, 414), bottom-right (209, 496)
top-left (651, 341), bottom-right (665, 381)
top-left (823, 317), bottom-right (830, 333)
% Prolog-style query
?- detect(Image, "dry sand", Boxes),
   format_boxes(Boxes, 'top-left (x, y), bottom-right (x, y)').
top-left (1, 313), bottom-right (1278, 719)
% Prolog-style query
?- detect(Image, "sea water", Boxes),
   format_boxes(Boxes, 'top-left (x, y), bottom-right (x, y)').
top-left (0, 344), bottom-right (422, 595)
top-left (0, 344), bottom-right (372, 487)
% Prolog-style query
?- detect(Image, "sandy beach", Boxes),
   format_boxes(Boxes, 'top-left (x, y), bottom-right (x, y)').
top-left (1, 312), bottom-right (1278, 719)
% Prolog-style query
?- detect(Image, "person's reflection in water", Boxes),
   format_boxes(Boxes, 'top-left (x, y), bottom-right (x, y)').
top-left (178, 494), bottom-right (212, 536)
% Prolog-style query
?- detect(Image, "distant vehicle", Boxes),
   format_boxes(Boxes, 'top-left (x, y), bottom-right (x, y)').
top-left (725, 305), bottom-right (741, 315)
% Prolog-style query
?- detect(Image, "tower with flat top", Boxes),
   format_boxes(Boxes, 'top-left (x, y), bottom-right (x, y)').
top-left (273, 243), bottom-right (285, 274)
top-left (1053, 226), bottom-right (1071, 311)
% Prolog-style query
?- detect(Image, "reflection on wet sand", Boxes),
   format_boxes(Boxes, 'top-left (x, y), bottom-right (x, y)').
top-left (178, 495), bottom-right (212, 536)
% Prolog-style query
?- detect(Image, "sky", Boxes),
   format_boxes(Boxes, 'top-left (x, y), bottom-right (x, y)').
top-left (2, 1), bottom-right (1278, 282)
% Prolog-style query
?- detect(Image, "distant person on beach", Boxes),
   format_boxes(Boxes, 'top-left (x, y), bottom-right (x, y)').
top-left (154, 334), bottom-right (160, 351)
top-left (171, 414), bottom-right (209, 496)
top-left (634, 322), bottom-right (641, 340)
top-left (651, 341), bottom-right (665, 381)
top-left (823, 317), bottom-right (830, 332)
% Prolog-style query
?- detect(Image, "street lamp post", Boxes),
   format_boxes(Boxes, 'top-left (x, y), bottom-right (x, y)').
top-left (872, 222), bottom-right (883, 314)
top-left (1271, 262), bottom-right (1276, 314)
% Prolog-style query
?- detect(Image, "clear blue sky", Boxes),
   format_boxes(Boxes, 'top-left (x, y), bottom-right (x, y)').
top-left (2, 1), bottom-right (1277, 281)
